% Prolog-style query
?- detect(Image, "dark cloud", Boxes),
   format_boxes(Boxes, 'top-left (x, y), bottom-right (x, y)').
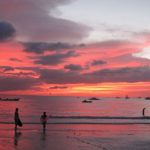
top-left (0, 0), bottom-right (91, 42)
top-left (49, 86), bottom-right (68, 89)
top-left (23, 42), bottom-right (84, 54)
top-left (0, 76), bottom-right (39, 91)
top-left (64, 64), bottom-right (83, 71)
top-left (39, 69), bottom-right (85, 84)
top-left (39, 66), bottom-right (150, 84)
top-left (91, 60), bottom-right (107, 66)
top-left (2, 64), bottom-right (150, 86)
top-left (34, 50), bottom-right (78, 65)
top-left (0, 66), bottom-right (14, 72)
top-left (10, 58), bottom-right (22, 62)
top-left (86, 66), bottom-right (150, 83)
top-left (0, 21), bottom-right (16, 41)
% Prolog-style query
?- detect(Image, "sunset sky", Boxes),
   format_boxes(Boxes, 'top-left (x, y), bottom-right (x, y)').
top-left (0, 0), bottom-right (150, 97)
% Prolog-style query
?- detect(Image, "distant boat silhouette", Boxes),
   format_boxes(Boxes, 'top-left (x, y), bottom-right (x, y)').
top-left (145, 97), bottom-right (150, 100)
top-left (89, 97), bottom-right (100, 100)
top-left (82, 100), bottom-right (92, 103)
top-left (0, 98), bottom-right (20, 101)
top-left (125, 95), bottom-right (129, 99)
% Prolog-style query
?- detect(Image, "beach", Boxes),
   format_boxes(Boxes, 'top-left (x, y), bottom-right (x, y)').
top-left (1, 0), bottom-right (150, 149)
top-left (1, 123), bottom-right (150, 150)
top-left (0, 96), bottom-right (150, 149)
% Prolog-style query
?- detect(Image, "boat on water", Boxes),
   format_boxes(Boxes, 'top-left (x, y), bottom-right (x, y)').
top-left (125, 95), bottom-right (129, 99)
top-left (0, 98), bottom-right (20, 101)
top-left (145, 97), bottom-right (150, 100)
top-left (82, 100), bottom-right (92, 103)
top-left (89, 97), bottom-right (100, 100)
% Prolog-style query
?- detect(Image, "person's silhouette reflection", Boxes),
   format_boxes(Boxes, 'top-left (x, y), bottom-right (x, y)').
top-left (41, 128), bottom-right (46, 141)
top-left (40, 128), bottom-right (47, 149)
top-left (14, 128), bottom-right (22, 147)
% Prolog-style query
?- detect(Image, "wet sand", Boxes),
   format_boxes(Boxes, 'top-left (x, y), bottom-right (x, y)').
top-left (0, 124), bottom-right (150, 150)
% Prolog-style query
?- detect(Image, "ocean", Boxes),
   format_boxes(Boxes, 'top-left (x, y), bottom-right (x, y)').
top-left (0, 96), bottom-right (150, 124)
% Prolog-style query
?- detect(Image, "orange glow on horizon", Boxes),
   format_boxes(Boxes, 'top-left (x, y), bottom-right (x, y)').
top-left (1, 82), bottom-right (150, 98)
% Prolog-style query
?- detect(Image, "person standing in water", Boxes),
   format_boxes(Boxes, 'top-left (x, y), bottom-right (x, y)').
top-left (142, 108), bottom-right (146, 117)
top-left (14, 108), bottom-right (22, 129)
top-left (40, 112), bottom-right (47, 129)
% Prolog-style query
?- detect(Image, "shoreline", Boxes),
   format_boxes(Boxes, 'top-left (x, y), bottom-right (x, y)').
top-left (1, 122), bottom-right (150, 125)
top-left (1, 124), bottom-right (150, 150)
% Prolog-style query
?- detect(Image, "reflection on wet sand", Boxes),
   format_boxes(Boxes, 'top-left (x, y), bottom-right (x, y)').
top-left (41, 128), bottom-right (46, 141)
top-left (14, 129), bottom-right (22, 147)
top-left (40, 128), bottom-right (47, 149)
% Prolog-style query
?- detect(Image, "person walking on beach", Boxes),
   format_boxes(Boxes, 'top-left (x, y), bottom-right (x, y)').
top-left (142, 108), bottom-right (146, 117)
top-left (14, 108), bottom-right (23, 129)
top-left (40, 112), bottom-right (47, 129)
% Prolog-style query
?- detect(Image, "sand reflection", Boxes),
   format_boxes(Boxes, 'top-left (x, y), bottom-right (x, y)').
top-left (41, 128), bottom-right (46, 141)
top-left (14, 129), bottom-right (22, 147)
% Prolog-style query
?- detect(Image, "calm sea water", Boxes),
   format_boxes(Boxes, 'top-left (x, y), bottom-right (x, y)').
top-left (0, 96), bottom-right (150, 124)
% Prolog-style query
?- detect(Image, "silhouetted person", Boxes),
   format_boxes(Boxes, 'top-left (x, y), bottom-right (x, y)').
top-left (40, 112), bottom-right (47, 129)
top-left (14, 108), bottom-right (22, 129)
top-left (142, 108), bottom-right (146, 117)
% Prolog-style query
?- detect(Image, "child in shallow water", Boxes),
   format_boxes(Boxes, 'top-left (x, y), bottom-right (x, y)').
top-left (40, 112), bottom-right (48, 129)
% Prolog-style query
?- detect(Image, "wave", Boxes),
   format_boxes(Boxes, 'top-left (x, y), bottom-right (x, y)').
top-left (1, 121), bottom-right (150, 125)
top-left (50, 116), bottom-right (150, 119)
top-left (1, 116), bottom-right (150, 124)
